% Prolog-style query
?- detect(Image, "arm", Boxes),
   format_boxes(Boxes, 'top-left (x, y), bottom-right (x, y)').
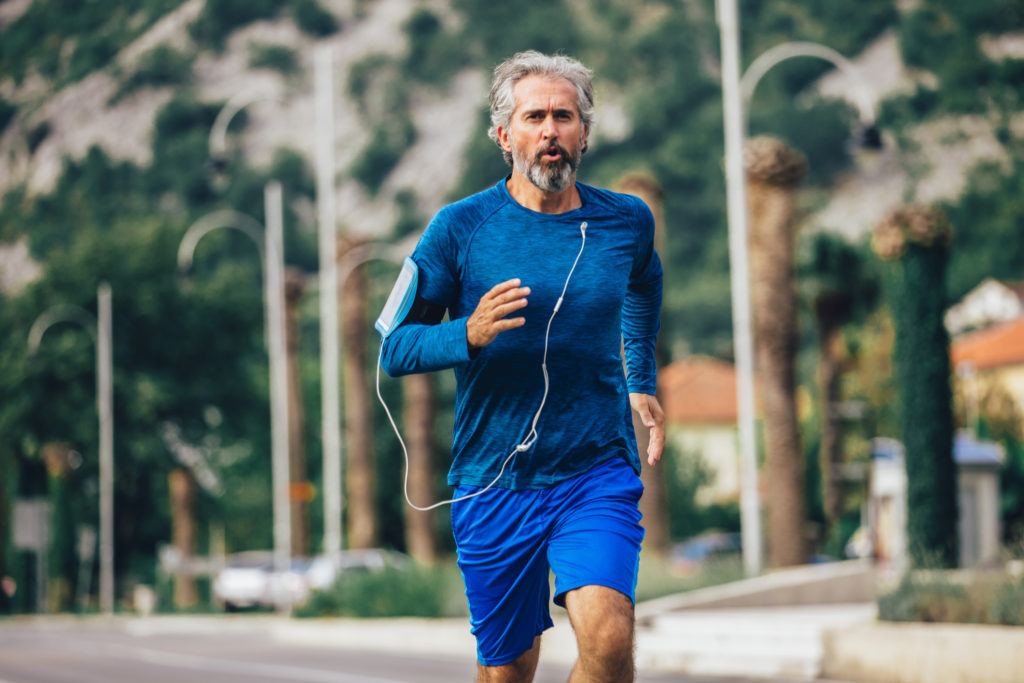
top-left (623, 199), bottom-right (664, 463)
top-left (381, 279), bottom-right (531, 377)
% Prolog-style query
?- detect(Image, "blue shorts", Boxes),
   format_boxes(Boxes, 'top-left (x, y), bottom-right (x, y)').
top-left (451, 457), bottom-right (645, 666)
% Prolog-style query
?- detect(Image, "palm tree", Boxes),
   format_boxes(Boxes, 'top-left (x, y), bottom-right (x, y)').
top-left (745, 136), bottom-right (808, 568)
top-left (797, 233), bottom-right (877, 540)
top-left (402, 372), bottom-right (438, 563)
top-left (284, 268), bottom-right (310, 557)
top-left (340, 237), bottom-right (378, 549)
top-left (872, 205), bottom-right (957, 567)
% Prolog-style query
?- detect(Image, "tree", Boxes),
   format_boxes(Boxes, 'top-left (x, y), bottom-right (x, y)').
top-left (402, 373), bottom-right (438, 563)
top-left (340, 237), bottom-right (378, 549)
top-left (872, 205), bottom-right (958, 567)
top-left (284, 268), bottom-right (310, 557)
top-left (745, 136), bottom-right (808, 568)
top-left (797, 232), bottom-right (878, 541)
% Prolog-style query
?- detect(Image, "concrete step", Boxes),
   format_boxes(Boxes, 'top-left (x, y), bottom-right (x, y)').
top-left (635, 604), bottom-right (877, 679)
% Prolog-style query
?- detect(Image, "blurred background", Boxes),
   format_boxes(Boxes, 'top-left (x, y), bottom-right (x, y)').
top-left (1, 0), bottom-right (1023, 620)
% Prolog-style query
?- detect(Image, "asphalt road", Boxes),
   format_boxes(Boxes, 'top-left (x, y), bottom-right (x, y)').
top-left (0, 617), bottom-right (811, 683)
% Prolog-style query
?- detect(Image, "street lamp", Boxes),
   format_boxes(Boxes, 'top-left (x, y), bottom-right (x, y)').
top-left (314, 45), bottom-right (343, 558)
top-left (177, 184), bottom-right (292, 587)
top-left (28, 283), bottom-right (114, 614)
top-left (716, 0), bottom-right (879, 576)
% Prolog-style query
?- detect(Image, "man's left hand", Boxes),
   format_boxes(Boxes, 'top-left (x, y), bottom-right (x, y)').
top-left (629, 393), bottom-right (665, 466)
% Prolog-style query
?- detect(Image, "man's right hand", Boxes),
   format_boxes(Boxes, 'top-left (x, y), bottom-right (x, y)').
top-left (467, 278), bottom-right (530, 349)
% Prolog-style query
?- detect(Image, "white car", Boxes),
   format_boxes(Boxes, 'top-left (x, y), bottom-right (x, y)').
top-left (212, 551), bottom-right (309, 611)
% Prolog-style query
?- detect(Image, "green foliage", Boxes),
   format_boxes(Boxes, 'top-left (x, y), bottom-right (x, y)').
top-left (110, 45), bottom-right (195, 104)
top-left (26, 123), bottom-right (50, 153)
top-left (351, 117), bottom-right (417, 195)
top-left (189, 0), bottom-right (278, 51)
top-left (879, 571), bottom-right (1024, 625)
top-left (291, 0), bottom-right (340, 37)
top-left (401, 8), bottom-right (468, 87)
top-left (0, 98), bottom-right (16, 133)
top-left (883, 239), bottom-right (958, 567)
top-left (248, 42), bottom-right (300, 75)
top-left (295, 564), bottom-right (465, 618)
top-left (0, 1), bottom-right (184, 86)
top-left (664, 444), bottom-right (740, 541)
top-left (944, 159), bottom-right (1024, 304)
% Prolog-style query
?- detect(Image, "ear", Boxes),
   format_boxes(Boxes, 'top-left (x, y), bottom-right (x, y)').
top-left (581, 124), bottom-right (590, 155)
top-left (497, 125), bottom-right (513, 154)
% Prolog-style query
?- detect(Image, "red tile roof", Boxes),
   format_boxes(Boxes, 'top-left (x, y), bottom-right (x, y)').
top-left (951, 316), bottom-right (1024, 371)
top-left (659, 356), bottom-right (740, 424)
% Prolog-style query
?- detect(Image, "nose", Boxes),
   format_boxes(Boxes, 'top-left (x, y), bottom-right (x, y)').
top-left (541, 114), bottom-right (557, 139)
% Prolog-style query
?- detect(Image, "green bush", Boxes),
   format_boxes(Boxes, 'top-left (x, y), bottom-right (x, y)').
top-left (295, 563), bottom-right (465, 618)
top-left (291, 0), bottom-right (339, 37)
top-left (878, 571), bottom-right (1024, 625)
top-left (0, 98), bottom-right (16, 133)
top-left (189, 0), bottom-right (278, 51)
top-left (110, 45), bottom-right (195, 104)
top-left (247, 42), bottom-right (299, 75)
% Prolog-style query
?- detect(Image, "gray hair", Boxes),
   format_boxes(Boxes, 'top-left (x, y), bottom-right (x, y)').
top-left (487, 51), bottom-right (595, 165)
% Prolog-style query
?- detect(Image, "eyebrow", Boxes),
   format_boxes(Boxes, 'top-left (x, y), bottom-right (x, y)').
top-left (520, 107), bottom-right (577, 118)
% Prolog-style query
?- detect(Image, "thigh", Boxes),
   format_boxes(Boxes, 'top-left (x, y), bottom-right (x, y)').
top-left (547, 458), bottom-right (645, 607)
top-left (451, 487), bottom-right (555, 667)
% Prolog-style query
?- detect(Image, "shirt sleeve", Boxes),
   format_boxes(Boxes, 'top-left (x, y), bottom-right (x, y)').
top-left (379, 208), bottom-right (473, 376)
top-left (621, 198), bottom-right (663, 394)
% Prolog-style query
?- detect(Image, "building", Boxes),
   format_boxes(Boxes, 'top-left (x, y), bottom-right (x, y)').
top-left (659, 356), bottom-right (743, 505)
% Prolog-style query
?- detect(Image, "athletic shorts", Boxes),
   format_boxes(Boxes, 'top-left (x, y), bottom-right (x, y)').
top-left (450, 456), bottom-right (645, 666)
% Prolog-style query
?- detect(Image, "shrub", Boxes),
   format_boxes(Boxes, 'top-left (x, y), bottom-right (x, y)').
top-left (295, 563), bottom-right (465, 618)
top-left (291, 0), bottom-right (339, 37)
top-left (110, 45), bottom-right (194, 104)
top-left (247, 42), bottom-right (299, 75)
top-left (878, 571), bottom-right (1024, 625)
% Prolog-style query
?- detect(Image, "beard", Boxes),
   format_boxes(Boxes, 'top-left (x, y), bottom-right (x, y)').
top-left (511, 139), bottom-right (581, 193)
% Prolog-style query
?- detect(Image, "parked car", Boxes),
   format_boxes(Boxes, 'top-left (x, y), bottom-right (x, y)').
top-left (212, 551), bottom-right (310, 611)
top-left (212, 548), bottom-right (410, 611)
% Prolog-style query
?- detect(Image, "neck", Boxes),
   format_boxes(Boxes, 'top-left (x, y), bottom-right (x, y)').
top-left (506, 168), bottom-right (581, 214)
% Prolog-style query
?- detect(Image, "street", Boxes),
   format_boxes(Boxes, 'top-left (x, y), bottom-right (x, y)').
top-left (0, 616), bottom-right (815, 683)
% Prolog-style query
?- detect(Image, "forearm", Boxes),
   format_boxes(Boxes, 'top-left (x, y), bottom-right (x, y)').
top-left (380, 317), bottom-right (473, 376)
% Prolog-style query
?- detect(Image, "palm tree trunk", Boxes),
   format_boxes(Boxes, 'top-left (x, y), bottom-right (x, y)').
top-left (340, 238), bottom-right (378, 549)
top-left (402, 373), bottom-right (438, 563)
top-left (168, 467), bottom-right (198, 609)
top-left (284, 268), bottom-right (311, 557)
top-left (745, 136), bottom-right (807, 568)
top-left (817, 315), bottom-right (844, 535)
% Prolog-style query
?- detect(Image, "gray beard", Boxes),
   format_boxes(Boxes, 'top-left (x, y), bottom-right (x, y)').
top-left (512, 142), bottom-right (579, 193)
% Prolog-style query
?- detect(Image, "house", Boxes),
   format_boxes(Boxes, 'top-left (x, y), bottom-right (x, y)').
top-left (950, 314), bottom-right (1024, 422)
top-left (659, 356), bottom-right (743, 505)
top-left (945, 277), bottom-right (1024, 337)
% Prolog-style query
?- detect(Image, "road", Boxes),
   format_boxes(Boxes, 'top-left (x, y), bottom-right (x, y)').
top-left (0, 616), bottom-right (813, 683)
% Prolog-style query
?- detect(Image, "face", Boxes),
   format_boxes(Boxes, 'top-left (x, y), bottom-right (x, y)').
top-left (498, 75), bottom-right (589, 193)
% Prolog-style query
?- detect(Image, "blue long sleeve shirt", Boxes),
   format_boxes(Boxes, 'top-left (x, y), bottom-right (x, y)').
top-left (381, 178), bottom-right (662, 489)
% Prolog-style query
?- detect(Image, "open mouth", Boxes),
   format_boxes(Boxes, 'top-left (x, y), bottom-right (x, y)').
top-left (540, 146), bottom-right (563, 162)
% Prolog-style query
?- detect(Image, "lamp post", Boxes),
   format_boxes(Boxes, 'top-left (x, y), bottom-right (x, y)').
top-left (28, 283), bottom-right (114, 614)
top-left (716, 0), bottom-right (878, 576)
top-left (314, 45), bottom-right (343, 558)
top-left (177, 185), bottom-right (291, 585)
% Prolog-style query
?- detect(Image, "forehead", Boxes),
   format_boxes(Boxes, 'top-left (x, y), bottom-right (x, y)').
top-left (512, 75), bottom-right (579, 113)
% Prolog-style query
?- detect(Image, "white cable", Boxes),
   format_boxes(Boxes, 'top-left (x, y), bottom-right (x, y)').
top-left (379, 221), bottom-right (588, 510)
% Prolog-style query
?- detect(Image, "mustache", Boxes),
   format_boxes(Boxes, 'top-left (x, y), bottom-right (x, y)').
top-left (536, 143), bottom-right (572, 165)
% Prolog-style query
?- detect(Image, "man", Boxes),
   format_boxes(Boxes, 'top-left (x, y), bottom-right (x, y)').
top-left (380, 50), bottom-right (664, 682)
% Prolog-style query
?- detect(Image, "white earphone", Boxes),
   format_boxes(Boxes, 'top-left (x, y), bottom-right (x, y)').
top-left (377, 221), bottom-right (588, 510)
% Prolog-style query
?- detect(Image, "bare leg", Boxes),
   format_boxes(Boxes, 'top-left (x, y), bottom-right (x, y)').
top-left (476, 635), bottom-right (542, 683)
top-left (564, 585), bottom-right (635, 682)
